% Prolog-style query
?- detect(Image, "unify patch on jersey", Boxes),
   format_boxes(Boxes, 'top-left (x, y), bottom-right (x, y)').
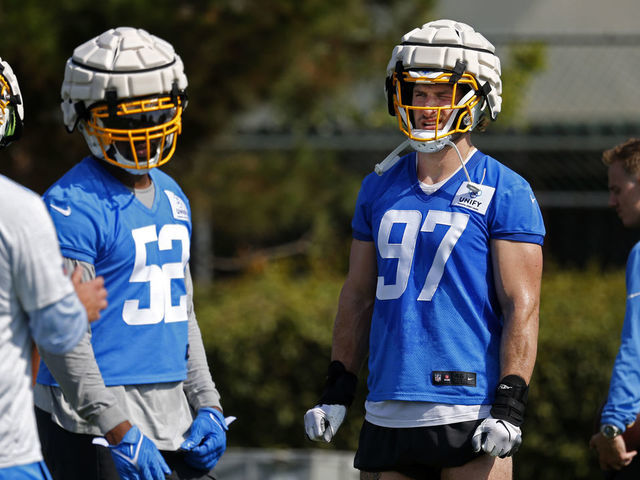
top-left (451, 182), bottom-right (495, 215)
top-left (164, 190), bottom-right (189, 221)
top-left (432, 371), bottom-right (477, 386)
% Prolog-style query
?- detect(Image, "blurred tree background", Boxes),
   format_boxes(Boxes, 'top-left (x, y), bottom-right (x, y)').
top-left (0, 2), bottom-right (632, 478)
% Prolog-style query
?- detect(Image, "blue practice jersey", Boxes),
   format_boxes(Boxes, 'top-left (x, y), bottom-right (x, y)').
top-left (601, 242), bottom-right (640, 431)
top-left (37, 157), bottom-right (192, 386)
top-left (352, 150), bottom-right (545, 405)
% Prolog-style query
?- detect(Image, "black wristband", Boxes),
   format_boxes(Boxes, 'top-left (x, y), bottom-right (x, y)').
top-left (490, 375), bottom-right (528, 427)
top-left (318, 360), bottom-right (358, 407)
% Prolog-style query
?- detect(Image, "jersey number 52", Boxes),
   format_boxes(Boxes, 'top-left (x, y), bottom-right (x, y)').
top-left (123, 224), bottom-right (190, 325)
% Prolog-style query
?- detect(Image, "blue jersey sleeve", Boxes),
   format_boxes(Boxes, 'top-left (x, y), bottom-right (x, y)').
top-left (489, 181), bottom-right (545, 245)
top-left (601, 243), bottom-right (640, 430)
top-left (43, 189), bottom-right (106, 264)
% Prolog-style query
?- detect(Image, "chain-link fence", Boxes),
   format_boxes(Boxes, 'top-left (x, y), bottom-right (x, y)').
top-left (490, 34), bottom-right (640, 204)
top-left (491, 34), bottom-right (640, 265)
top-left (208, 34), bottom-right (640, 268)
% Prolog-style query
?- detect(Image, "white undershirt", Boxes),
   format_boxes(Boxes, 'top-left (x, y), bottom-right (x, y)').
top-left (417, 147), bottom-right (477, 195)
top-left (365, 400), bottom-right (491, 428)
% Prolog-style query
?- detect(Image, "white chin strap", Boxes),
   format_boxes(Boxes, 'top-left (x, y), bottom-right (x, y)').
top-left (445, 138), bottom-right (480, 194)
top-left (374, 139), bottom-right (411, 175)
top-left (374, 138), bottom-right (451, 176)
top-left (375, 137), bottom-right (478, 194)
top-left (374, 138), bottom-right (458, 176)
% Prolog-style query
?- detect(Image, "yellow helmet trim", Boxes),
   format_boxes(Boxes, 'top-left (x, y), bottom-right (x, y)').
top-left (85, 95), bottom-right (184, 170)
top-left (393, 71), bottom-right (482, 142)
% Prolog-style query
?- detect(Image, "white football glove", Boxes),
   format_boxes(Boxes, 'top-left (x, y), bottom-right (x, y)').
top-left (471, 415), bottom-right (522, 457)
top-left (304, 404), bottom-right (346, 442)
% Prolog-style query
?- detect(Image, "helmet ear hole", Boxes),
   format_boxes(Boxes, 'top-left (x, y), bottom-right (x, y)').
top-left (385, 76), bottom-right (395, 116)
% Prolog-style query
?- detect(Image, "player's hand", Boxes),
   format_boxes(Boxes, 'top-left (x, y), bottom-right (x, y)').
top-left (71, 267), bottom-right (107, 322)
top-left (471, 415), bottom-right (522, 457)
top-left (590, 432), bottom-right (638, 471)
top-left (304, 404), bottom-right (346, 442)
top-left (109, 425), bottom-right (170, 480)
top-left (180, 407), bottom-right (228, 471)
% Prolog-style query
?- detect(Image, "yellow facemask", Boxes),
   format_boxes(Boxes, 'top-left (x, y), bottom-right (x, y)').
top-left (84, 94), bottom-right (185, 170)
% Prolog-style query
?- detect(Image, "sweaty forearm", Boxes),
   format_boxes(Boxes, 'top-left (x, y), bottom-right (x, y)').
top-left (499, 302), bottom-right (539, 384)
top-left (331, 283), bottom-right (375, 374)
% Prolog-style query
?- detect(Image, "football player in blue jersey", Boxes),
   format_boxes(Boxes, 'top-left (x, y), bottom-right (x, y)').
top-left (590, 138), bottom-right (640, 477)
top-left (0, 56), bottom-right (108, 480)
top-left (304, 19), bottom-right (545, 479)
top-left (33, 28), bottom-right (227, 480)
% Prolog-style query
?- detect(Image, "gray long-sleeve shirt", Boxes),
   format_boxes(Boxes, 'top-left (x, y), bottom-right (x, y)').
top-left (34, 260), bottom-right (222, 450)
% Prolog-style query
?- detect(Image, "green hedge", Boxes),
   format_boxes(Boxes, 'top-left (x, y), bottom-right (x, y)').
top-left (518, 265), bottom-right (626, 479)
top-left (196, 263), bottom-right (628, 478)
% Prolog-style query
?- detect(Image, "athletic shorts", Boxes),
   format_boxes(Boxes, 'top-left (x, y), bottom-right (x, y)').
top-left (354, 418), bottom-right (484, 480)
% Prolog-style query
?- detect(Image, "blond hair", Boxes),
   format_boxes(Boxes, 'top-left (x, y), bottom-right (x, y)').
top-left (602, 138), bottom-right (640, 176)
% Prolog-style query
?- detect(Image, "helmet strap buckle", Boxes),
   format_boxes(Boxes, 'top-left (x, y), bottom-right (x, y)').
top-left (449, 59), bottom-right (467, 84)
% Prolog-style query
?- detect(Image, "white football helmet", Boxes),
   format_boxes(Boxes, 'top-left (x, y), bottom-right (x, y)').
top-left (61, 27), bottom-right (188, 171)
top-left (0, 58), bottom-right (23, 148)
top-left (385, 19), bottom-right (502, 153)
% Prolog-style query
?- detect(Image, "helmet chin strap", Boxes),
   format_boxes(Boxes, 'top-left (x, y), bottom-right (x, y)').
top-left (375, 137), bottom-right (480, 195)
top-left (374, 139), bottom-right (411, 175)
top-left (442, 138), bottom-right (480, 194)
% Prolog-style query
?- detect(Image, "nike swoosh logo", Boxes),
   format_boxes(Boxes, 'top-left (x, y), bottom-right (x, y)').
top-left (50, 204), bottom-right (71, 216)
top-left (629, 292), bottom-right (640, 299)
top-left (496, 420), bottom-right (512, 441)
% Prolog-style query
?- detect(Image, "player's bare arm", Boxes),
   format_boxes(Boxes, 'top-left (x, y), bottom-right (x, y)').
top-left (331, 238), bottom-right (378, 373)
top-left (491, 239), bottom-right (543, 382)
top-left (469, 239), bottom-right (542, 462)
top-left (304, 239), bottom-right (377, 443)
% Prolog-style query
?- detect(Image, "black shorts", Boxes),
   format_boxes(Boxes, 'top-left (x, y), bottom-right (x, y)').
top-left (354, 418), bottom-right (484, 480)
